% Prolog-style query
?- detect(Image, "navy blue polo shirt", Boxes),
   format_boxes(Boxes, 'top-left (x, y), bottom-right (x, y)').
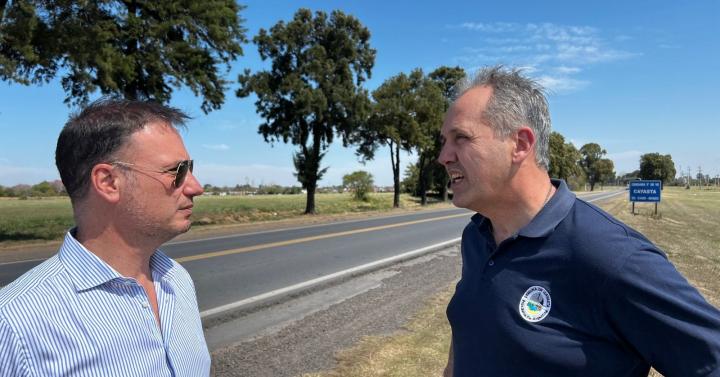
top-left (447, 179), bottom-right (720, 377)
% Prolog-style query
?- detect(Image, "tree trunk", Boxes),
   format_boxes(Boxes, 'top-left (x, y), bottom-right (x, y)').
top-left (304, 132), bottom-right (323, 215)
top-left (418, 155), bottom-right (428, 206)
top-left (304, 181), bottom-right (316, 214)
top-left (390, 141), bottom-right (400, 208)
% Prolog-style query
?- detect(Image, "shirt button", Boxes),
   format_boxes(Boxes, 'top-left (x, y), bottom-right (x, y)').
top-left (141, 301), bottom-right (149, 309)
top-left (488, 260), bottom-right (495, 266)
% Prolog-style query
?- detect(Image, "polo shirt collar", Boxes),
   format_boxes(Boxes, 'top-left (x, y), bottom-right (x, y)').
top-left (518, 179), bottom-right (575, 238)
top-left (469, 179), bottom-right (575, 239)
top-left (59, 229), bottom-right (177, 292)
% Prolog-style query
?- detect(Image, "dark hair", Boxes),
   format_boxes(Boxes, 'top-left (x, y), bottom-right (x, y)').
top-left (55, 98), bottom-right (190, 201)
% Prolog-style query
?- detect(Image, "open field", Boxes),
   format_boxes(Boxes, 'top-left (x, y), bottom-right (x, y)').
top-left (0, 197), bottom-right (74, 242)
top-left (304, 187), bottom-right (720, 377)
top-left (0, 193), bottom-right (442, 247)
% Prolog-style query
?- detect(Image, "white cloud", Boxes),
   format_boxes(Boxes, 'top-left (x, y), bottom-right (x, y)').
top-left (536, 75), bottom-right (589, 93)
top-left (457, 22), bottom-right (516, 33)
top-left (554, 66), bottom-right (582, 74)
top-left (202, 144), bottom-right (231, 151)
top-left (450, 21), bottom-right (639, 92)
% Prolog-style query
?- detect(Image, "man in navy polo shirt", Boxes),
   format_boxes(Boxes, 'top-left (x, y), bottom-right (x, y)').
top-left (438, 66), bottom-right (720, 376)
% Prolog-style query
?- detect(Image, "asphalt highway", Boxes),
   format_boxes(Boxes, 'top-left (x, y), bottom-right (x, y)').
top-left (0, 207), bottom-right (471, 310)
top-left (0, 189), bottom-right (625, 315)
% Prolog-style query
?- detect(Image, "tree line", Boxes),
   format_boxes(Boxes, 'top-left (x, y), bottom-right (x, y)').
top-left (0, 180), bottom-right (65, 198)
top-left (1, 4), bottom-right (683, 210)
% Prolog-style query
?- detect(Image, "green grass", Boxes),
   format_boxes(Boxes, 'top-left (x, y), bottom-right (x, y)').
top-left (0, 197), bottom-right (75, 242)
top-left (191, 193), bottom-right (401, 224)
top-left (0, 193), bottom-right (439, 246)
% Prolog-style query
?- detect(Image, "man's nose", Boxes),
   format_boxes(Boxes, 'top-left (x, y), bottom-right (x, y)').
top-left (183, 172), bottom-right (204, 197)
top-left (438, 143), bottom-right (455, 167)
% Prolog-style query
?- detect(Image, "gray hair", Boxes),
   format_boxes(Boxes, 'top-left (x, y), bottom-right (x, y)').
top-left (454, 66), bottom-right (551, 170)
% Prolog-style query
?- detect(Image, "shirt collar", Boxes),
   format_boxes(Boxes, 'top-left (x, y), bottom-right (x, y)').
top-left (469, 179), bottom-right (575, 239)
top-left (59, 229), bottom-right (177, 292)
top-left (518, 179), bottom-right (575, 238)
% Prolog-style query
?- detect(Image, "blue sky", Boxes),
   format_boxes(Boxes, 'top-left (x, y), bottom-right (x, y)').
top-left (1, 0), bottom-right (718, 187)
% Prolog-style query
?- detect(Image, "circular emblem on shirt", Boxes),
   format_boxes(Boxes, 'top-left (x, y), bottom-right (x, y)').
top-left (519, 286), bottom-right (552, 323)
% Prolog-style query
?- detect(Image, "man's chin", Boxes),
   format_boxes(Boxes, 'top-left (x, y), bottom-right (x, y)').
top-left (166, 220), bottom-right (193, 239)
top-left (178, 221), bottom-right (192, 234)
top-left (451, 193), bottom-right (469, 209)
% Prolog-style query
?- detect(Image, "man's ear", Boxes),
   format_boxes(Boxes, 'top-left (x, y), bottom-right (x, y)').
top-left (512, 126), bottom-right (536, 164)
top-left (89, 163), bottom-right (121, 203)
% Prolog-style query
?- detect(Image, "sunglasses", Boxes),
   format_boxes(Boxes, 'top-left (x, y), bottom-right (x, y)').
top-left (112, 160), bottom-right (194, 188)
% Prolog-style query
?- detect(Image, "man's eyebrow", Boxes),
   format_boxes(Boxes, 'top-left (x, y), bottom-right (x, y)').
top-left (160, 160), bottom-right (185, 171)
top-left (443, 128), bottom-right (462, 136)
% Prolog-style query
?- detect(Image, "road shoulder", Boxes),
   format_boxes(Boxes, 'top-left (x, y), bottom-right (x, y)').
top-left (209, 246), bottom-right (460, 377)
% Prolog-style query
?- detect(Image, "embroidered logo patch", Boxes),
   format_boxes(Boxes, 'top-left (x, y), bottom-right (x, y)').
top-left (519, 286), bottom-right (551, 322)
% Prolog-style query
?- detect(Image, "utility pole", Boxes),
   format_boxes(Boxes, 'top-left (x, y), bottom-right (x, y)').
top-left (678, 165), bottom-right (683, 186)
top-left (698, 166), bottom-right (703, 189)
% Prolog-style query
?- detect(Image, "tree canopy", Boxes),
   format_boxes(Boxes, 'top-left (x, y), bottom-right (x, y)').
top-left (548, 131), bottom-right (581, 182)
top-left (237, 8), bottom-right (375, 214)
top-left (354, 69), bottom-right (443, 208)
top-left (639, 153), bottom-right (676, 187)
top-left (425, 66), bottom-right (465, 202)
top-left (1, 0), bottom-right (246, 112)
top-left (579, 142), bottom-right (614, 191)
top-left (342, 170), bottom-right (373, 201)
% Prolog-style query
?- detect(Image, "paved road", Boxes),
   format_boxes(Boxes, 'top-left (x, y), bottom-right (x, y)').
top-left (0, 189), bottom-right (626, 314)
top-left (0, 208), bottom-right (471, 310)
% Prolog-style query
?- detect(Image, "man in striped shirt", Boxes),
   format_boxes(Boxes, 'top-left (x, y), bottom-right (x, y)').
top-left (0, 99), bottom-right (210, 376)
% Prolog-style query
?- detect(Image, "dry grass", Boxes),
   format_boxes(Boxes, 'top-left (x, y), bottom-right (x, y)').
top-left (307, 187), bottom-right (719, 376)
top-left (302, 287), bottom-right (453, 377)
top-left (603, 187), bottom-right (720, 307)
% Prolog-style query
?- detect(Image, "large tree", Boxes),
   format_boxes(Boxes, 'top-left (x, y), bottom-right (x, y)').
top-left (639, 153), bottom-right (676, 188)
top-left (426, 66), bottom-right (465, 202)
top-left (594, 158), bottom-right (615, 188)
top-left (355, 69), bottom-right (442, 208)
top-left (409, 70), bottom-right (444, 206)
top-left (1, 0), bottom-right (246, 112)
top-left (579, 142), bottom-right (614, 191)
top-left (548, 131), bottom-right (581, 181)
top-left (237, 8), bottom-right (375, 214)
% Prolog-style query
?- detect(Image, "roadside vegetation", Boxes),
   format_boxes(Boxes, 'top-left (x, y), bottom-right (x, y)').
top-left (0, 193), bottom-right (447, 247)
top-left (303, 187), bottom-right (719, 377)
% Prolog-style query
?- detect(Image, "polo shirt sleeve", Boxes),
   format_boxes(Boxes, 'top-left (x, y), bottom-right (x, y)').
top-left (0, 314), bottom-right (34, 377)
top-left (601, 243), bottom-right (720, 376)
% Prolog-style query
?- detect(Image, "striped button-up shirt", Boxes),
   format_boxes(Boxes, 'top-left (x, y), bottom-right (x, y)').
top-left (0, 231), bottom-right (210, 376)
